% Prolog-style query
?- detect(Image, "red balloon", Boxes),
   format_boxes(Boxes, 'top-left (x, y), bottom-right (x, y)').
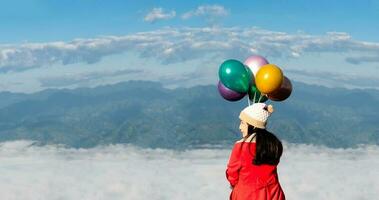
top-left (268, 76), bottom-right (292, 101)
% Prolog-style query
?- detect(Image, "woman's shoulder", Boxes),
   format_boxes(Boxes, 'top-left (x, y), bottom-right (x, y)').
top-left (235, 133), bottom-right (256, 144)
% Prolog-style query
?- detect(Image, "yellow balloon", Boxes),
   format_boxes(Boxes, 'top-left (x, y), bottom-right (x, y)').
top-left (255, 64), bottom-right (284, 94)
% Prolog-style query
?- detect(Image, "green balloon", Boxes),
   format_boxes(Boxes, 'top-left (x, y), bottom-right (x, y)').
top-left (218, 59), bottom-right (251, 93)
top-left (248, 85), bottom-right (268, 103)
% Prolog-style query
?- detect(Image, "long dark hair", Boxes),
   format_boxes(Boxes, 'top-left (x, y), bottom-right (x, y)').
top-left (241, 125), bottom-right (283, 165)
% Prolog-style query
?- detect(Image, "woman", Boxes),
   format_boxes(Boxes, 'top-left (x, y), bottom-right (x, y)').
top-left (226, 103), bottom-right (285, 200)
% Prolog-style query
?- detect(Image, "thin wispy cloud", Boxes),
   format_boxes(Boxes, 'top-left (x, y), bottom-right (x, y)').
top-left (0, 140), bottom-right (378, 200)
top-left (1, 27), bottom-right (379, 72)
top-left (345, 55), bottom-right (379, 65)
top-left (143, 8), bottom-right (176, 23)
top-left (287, 69), bottom-right (379, 89)
top-left (182, 5), bottom-right (229, 25)
top-left (182, 5), bottom-right (229, 19)
top-left (39, 69), bottom-right (144, 88)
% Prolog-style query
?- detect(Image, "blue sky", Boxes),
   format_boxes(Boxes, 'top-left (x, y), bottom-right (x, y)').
top-left (0, 0), bottom-right (378, 92)
top-left (2, 0), bottom-right (378, 42)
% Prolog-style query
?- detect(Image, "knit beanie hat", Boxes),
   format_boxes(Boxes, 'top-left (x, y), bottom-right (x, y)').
top-left (239, 103), bottom-right (274, 129)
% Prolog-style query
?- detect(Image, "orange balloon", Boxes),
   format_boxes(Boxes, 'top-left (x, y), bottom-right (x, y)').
top-left (255, 64), bottom-right (283, 94)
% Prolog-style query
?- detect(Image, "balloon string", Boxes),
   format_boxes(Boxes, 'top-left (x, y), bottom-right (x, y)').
top-left (247, 94), bottom-right (250, 106)
top-left (253, 91), bottom-right (256, 104)
top-left (258, 94), bottom-right (263, 103)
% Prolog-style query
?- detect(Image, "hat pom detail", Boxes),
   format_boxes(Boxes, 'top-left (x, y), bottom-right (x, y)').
top-left (267, 105), bottom-right (274, 113)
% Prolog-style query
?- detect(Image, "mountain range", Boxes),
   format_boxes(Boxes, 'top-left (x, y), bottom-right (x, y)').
top-left (0, 80), bottom-right (378, 149)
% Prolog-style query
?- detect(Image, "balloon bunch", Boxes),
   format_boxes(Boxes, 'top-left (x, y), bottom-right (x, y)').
top-left (218, 55), bottom-right (292, 104)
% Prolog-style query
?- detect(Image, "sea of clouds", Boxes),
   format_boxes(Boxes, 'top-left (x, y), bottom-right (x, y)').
top-left (0, 140), bottom-right (378, 200)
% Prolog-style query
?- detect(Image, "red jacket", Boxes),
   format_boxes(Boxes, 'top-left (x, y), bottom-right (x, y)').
top-left (226, 141), bottom-right (285, 200)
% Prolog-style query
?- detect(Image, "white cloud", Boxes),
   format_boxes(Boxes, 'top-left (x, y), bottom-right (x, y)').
top-left (38, 69), bottom-right (144, 88)
top-left (1, 27), bottom-right (379, 72)
top-left (345, 54), bottom-right (379, 64)
top-left (144, 8), bottom-right (176, 23)
top-left (0, 140), bottom-right (378, 200)
top-left (182, 5), bottom-right (229, 26)
top-left (286, 69), bottom-right (379, 90)
top-left (182, 4), bottom-right (229, 20)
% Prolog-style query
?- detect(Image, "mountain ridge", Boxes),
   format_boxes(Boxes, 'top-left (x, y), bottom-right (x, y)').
top-left (0, 80), bottom-right (378, 149)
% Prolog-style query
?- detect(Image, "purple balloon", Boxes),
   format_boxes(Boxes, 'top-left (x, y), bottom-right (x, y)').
top-left (218, 81), bottom-right (245, 101)
top-left (244, 55), bottom-right (269, 77)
